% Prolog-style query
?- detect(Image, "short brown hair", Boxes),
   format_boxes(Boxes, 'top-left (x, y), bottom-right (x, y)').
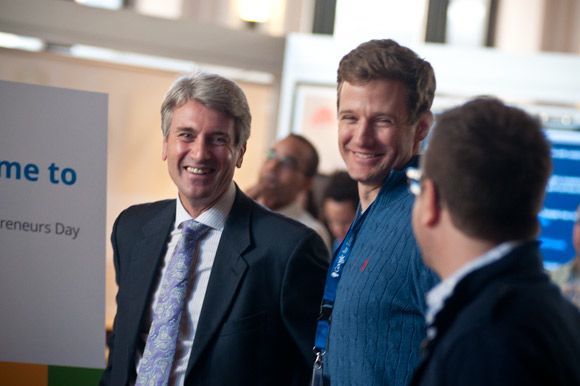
top-left (337, 39), bottom-right (436, 124)
top-left (423, 97), bottom-right (552, 242)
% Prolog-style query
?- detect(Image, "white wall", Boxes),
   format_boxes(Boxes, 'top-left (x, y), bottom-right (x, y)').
top-left (495, 0), bottom-right (545, 52)
top-left (334, 0), bottom-right (429, 45)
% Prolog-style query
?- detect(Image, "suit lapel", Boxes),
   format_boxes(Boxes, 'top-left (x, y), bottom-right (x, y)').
top-left (186, 190), bottom-right (251, 372)
top-left (126, 201), bottom-right (175, 344)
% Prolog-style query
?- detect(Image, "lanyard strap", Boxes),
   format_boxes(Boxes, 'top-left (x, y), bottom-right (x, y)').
top-left (314, 204), bottom-right (370, 355)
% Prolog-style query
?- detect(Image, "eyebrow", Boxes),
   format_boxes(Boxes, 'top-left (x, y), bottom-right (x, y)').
top-left (175, 126), bottom-right (231, 134)
top-left (338, 110), bottom-right (399, 121)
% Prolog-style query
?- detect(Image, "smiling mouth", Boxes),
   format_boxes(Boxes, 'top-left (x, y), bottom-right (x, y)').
top-left (185, 166), bottom-right (211, 175)
top-left (352, 150), bottom-right (381, 159)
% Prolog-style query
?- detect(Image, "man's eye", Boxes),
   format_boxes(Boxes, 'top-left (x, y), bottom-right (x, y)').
top-left (266, 149), bottom-right (277, 160)
top-left (178, 132), bottom-right (194, 140)
top-left (341, 115), bottom-right (357, 123)
top-left (376, 118), bottom-right (394, 126)
top-left (279, 157), bottom-right (299, 170)
top-left (211, 136), bottom-right (229, 145)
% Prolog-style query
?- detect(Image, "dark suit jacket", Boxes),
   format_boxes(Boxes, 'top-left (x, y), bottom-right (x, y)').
top-left (100, 188), bottom-right (329, 386)
top-left (410, 241), bottom-right (580, 386)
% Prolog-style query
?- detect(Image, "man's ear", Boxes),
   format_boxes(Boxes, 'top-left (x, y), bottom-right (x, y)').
top-left (162, 137), bottom-right (168, 161)
top-left (413, 111), bottom-right (433, 153)
top-left (236, 142), bottom-right (247, 168)
top-left (421, 178), bottom-right (440, 227)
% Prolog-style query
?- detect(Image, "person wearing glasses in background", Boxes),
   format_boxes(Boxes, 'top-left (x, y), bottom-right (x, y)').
top-left (312, 39), bottom-right (439, 386)
top-left (409, 97), bottom-right (580, 386)
top-left (247, 134), bottom-right (332, 252)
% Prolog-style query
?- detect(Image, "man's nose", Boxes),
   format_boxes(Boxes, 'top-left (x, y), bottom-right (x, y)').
top-left (352, 119), bottom-right (374, 147)
top-left (264, 155), bottom-right (283, 171)
top-left (189, 138), bottom-right (210, 160)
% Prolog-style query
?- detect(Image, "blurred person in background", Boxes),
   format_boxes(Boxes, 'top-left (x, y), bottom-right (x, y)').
top-left (550, 203), bottom-right (580, 308)
top-left (321, 170), bottom-right (358, 251)
top-left (247, 134), bottom-right (332, 251)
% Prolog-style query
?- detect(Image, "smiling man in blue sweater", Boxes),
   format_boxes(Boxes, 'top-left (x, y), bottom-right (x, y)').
top-left (313, 39), bottom-right (439, 386)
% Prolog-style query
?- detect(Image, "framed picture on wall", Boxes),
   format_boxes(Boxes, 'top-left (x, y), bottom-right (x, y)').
top-left (291, 82), bottom-right (345, 174)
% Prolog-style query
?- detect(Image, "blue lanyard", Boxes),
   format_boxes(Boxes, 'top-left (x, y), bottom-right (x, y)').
top-left (314, 203), bottom-right (371, 355)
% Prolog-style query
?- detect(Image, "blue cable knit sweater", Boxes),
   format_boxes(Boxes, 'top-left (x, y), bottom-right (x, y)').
top-left (325, 158), bottom-right (439, 386)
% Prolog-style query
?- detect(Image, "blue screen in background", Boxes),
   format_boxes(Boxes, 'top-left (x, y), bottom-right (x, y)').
top-left (540, 129), bottom-right (580, 269)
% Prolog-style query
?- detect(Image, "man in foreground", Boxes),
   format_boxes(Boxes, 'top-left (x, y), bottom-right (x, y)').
top-left (409, 97), bottom-right (580, 385)
top-left (314, 39), bottom-right (439, 386)
top-left (101, 72), bottom-right (328, 386)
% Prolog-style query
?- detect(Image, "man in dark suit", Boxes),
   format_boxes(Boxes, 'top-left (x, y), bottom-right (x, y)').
top-left (100, 72), bottom-right (329, 386)
top-left (408, 97), bottom-right (580, 385)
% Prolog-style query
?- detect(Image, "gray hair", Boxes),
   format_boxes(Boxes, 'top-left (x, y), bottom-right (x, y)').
top-left (161, 72), bottom-right (251, 147)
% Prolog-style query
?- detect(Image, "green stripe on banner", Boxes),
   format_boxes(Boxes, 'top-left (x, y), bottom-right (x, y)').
top-left (47, 366), bottom-right (103, 386)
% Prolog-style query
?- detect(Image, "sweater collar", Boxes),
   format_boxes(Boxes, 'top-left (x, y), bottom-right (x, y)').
top-left (382, 155), bottom-right (420, 190)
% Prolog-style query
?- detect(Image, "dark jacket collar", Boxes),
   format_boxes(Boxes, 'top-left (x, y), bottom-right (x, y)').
top-left (427, 241), bottom-right (544, 350)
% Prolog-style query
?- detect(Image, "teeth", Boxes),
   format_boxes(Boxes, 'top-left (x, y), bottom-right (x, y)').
top-left (353, 151), bottom-right (378, 159)
top-left (185, 166), bottom-right (209, 174)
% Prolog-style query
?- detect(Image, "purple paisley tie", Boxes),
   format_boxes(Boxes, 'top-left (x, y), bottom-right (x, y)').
top-left (136, 220), bottom-right (209, 386)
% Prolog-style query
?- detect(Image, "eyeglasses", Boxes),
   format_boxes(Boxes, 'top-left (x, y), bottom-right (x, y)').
top-left (266, 149), bottom-right (301, 172)
top-left (406, 167), bottom-right (423, 196)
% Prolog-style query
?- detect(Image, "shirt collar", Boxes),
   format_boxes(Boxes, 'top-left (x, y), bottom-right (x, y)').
top-left (425, 241), bottom-right (519, 326)
top-left (175, 182), bottom-right (236, 231)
